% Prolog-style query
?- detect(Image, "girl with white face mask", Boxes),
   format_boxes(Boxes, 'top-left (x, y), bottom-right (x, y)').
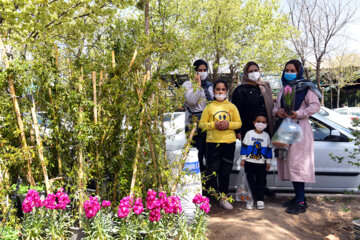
top-left (199, 79), bottom-right (242, 211)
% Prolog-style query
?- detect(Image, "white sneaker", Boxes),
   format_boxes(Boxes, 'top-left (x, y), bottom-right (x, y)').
top-left (219, 199), bottom-right (233, 210)
top-left (257, 201), bottom-right (265, 210)
top-left (245, 201), bottom-right (253, 210)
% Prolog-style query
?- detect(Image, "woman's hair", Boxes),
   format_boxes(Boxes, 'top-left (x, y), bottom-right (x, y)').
top-left (213, 79), bottom-right (228, 91)
top-left (244, 61), bottom-right (259, 73)
top-left (285, 59), bottom-right (302, 72)
top-left (193, 59), bottom-right (208, 71)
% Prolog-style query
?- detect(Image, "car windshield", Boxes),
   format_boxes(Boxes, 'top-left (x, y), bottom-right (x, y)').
top-left (313, 113), bottom-right (352, 134)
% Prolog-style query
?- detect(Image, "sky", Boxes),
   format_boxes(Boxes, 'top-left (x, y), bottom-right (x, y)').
top-left (280, 0), bottom-right (360, 55)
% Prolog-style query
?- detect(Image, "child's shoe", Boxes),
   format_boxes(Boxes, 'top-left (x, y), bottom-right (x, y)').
top-left (245, 200), bottom-right (253, 210)
top-left (219, 199), bottom-right (233, 210)
top-left (257, 201), bottom-right (265, 210)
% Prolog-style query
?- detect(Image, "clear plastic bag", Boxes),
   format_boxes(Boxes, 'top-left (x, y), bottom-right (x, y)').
top-left (234, 167), bottom-right (253, 203)
top-left (272, 118), bottom-right (303, 148)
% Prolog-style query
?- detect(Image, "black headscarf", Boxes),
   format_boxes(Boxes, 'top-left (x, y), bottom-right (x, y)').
top-left (281, 59), bottom-right (322, 111)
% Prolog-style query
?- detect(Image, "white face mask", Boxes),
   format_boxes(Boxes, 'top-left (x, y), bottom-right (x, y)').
top-left (198, 72), bottom-right (208, 81)
top-left (248, 72), bottom-right (260, 81)
top-left (215, 94), bottom-right (227, 101)
top-left (255, 122), bottom-right (267, 132)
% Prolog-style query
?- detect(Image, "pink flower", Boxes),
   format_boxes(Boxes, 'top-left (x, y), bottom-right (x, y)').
top-left (192, 193), bottom-right (205, 204)
top-left (199, 198), bottom-right (210, 213)
top-left (133, 198), bottom-right (144, 215)
top-left (117, 195), bottom-right (134, 218)
top-left (284, 85), bottom-right (292, 95)
top-left (84, 196), bottom-right (101, 218)
top-left (22, 197), bottom-right (35, 213)
top-left (43, 194), bottom-right (57, 209)
top-left (149, 207), bottom-right (161, 222)
top-left (55, 189), bottom-right (70, 210)
top-left (192, 193), bottom-right (210, 213)
top-left (102, 200), bottom-right (111, 208)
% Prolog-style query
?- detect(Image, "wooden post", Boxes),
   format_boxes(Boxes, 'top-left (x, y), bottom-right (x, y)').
top-left (8, 75), bottom-right (35, 186)
top-left (31, 100), bottom-right (51, 194)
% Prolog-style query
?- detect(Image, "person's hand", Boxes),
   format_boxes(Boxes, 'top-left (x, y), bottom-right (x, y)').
top-left (240, 160), bottom-right (245, 167)
top-left (194, 73), bottom-right (201, 87)
top-left (276, 108), bottom-right (286, 118)
top-left (236, 133), bottom-right (242, 140)
top-left (266, 163), bottom-right (271, 171)
top-left (286, 111), bottom-right (297, 119)
top-left (215, 121), bottom-right (223, 130)
top-left (221, 120), bottom-right (229, 130)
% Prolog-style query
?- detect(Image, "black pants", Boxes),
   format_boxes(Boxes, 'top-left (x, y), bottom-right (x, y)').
top-left (245, 161), bottom-right (266, 202)
top-left (205, 142), bottom-right (235, 195)
top-left (187, 127), bottom-right (207, 173)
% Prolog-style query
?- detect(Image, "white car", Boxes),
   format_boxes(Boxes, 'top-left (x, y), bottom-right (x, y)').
top-left (333, 107), bottom-right (360, 121)
top-left (164, 112), bottom-right (360, 193)
top-left (318, 106), bottom-right (358, 130)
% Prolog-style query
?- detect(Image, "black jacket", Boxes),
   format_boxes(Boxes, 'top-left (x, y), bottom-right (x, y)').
top-left (231, 84), bottom-right (267, 138)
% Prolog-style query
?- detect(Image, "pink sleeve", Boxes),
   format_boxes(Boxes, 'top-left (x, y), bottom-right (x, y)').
top-left (273, 88), bottom-right (283, 116)
top-left (295, 90), bottom-right (321, 119)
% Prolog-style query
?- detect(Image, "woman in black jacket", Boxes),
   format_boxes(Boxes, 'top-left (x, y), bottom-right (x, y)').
top-left (232, 61), bottom-right (275, 139)
top-left (232, 61), bottom-right (275, 197)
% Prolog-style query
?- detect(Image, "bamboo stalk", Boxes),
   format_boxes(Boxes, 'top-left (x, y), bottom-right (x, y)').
top-left (48, 88), bottom-right (63, 176)
top-left (77, 68), bottom-right (85, 220)
top-left (8, 76), bottom-right (35, 186)
top-left (31, 100), bottom-right (51, 194)
top-left (112, 50), bottom-right (115, 70)
top-left (171, 124), bottom-right (197, 193)
top-left (145, 120), bottom-right (162, 189)
top-left (92, 71), bottom-right (101, 195)
top-left (129, 107), bottom-right (145, 196)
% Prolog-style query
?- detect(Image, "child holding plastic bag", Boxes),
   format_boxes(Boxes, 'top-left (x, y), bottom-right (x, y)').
top-left (199, 79), bottom-right (242, 210)
top-left (240, 113), bottom-right (272, 210)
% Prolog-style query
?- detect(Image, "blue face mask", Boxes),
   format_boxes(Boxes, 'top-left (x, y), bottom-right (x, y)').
top-left (284, 73), bottom-right (297, 81)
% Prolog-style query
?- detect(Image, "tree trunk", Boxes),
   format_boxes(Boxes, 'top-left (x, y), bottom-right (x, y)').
top-left (315, 62), bottom-right (324, 105)
top-left (212, 51), bottom-right (220, 82)
top-left (228, 65), bottom-right (237, 101)
top-left (330, 85), bottom-right (333, 109)
top-left (31, 100), bottom-right (51, 194)
top-left (337, 87), bottom-right (340, 108)
top-left (8, 75), bottom-right (35, 186)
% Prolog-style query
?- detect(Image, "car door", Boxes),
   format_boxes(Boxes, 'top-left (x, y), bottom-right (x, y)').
top-left (271, 115), bottom-right (360, 192)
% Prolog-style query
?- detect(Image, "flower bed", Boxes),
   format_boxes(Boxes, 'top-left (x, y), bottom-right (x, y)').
top-left (19, 188), bottom-right (210, 239)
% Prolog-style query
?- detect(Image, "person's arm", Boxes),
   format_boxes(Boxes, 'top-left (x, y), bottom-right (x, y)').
top-left (231, 88), bottom-right (243, 135)
top-left (228, 105), bottom-right (242, 130)
top-left (183, 81), bottom-right (203, 106)
top-left (265, 134), bottom-right (273, 164)
top-left (274, 88), bottom-right (286, 118)
top-left (198, 105), bottom-right (215, 131)
top-left (240, 132), bottom-right (250, 160)
top-left (294, 90), bottom-right (321, 119)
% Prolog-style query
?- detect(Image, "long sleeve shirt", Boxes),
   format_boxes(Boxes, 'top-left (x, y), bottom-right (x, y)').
top-left (240, 130), bottom-right (272, 164)
top-left (183, 80), bottom-right (214, 126)
top-left (199, 100), bottom-right (242, 143)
